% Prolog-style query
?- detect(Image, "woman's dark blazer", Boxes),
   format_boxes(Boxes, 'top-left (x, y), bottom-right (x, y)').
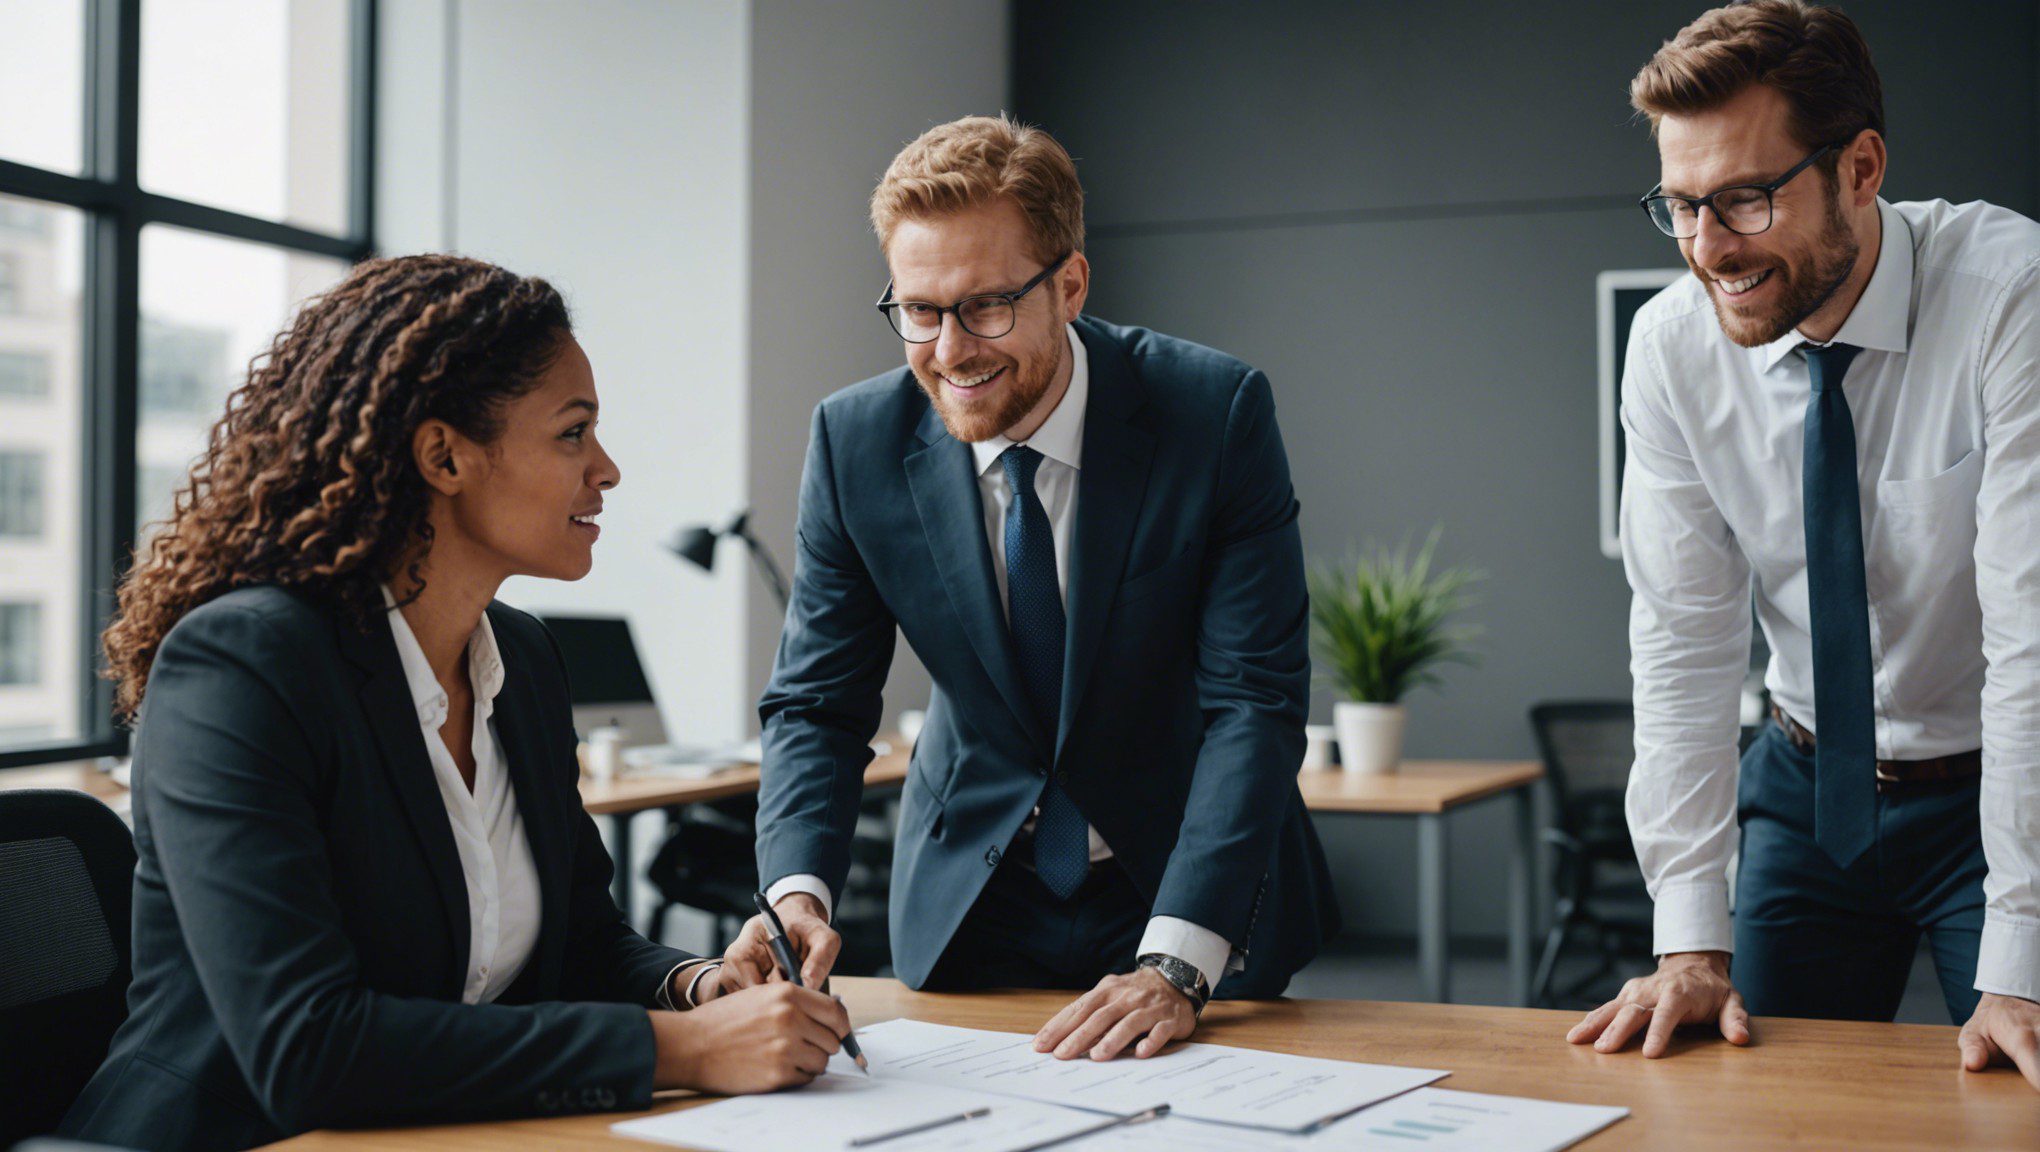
top-left (61, 585), bottom-right (695, 1152)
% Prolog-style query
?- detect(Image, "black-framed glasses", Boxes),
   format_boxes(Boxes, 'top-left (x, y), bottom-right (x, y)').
top-left (876, 252), bottom-right (1073, 343)
top-left (1640, 144), bottom-right (1838, 239)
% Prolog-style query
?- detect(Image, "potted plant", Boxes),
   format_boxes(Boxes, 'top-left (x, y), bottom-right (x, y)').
top-left (1307, 530), bottom-right (1482, 774)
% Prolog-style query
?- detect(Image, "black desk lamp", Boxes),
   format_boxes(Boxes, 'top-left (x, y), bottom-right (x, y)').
top-left (669, 510), bottom-right (790, 611)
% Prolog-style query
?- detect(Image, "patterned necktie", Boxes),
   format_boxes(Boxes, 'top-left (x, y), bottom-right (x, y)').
top-left (1000, 446), bottom-right (1088, 900)
top-left (1802, 341), bottom-right (1876, 868)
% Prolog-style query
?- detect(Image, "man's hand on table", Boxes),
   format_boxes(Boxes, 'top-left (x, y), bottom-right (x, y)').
top-left (1033, 965), bottom-right (1197, 1061)
top-left (1567, 950), bottom-right (1751, 1058)
top-left (1960, 992), bottom-right (2040, 1090)
top-left (720, 892), bottom-right (841, 993)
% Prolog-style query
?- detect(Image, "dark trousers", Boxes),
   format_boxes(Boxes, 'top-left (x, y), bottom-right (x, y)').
top-left (922, 849), bottom-right (1149, 992)
top-left (1734, 724), bottom-right (1987, 1024)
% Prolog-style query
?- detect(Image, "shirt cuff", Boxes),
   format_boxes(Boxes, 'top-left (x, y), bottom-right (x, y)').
top-left (1650, 879), bottom-right (1735, 958)
top-left (1976, 914), bottom-right (2040, 1003)
top-left (765, 873), bottom-right (834, 923)
top-left (1137, 916), bottom-right (1237, 993)
top-left (654, 958), bottom-right (717, 1011)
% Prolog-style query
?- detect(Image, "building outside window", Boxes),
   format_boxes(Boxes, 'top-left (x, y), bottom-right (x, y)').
top-left (0, 351), bottom-right (49, 398)
top-left (0, 452), bottom-right (44, 539)
top-left (0, 604), bottom-right (41, 687)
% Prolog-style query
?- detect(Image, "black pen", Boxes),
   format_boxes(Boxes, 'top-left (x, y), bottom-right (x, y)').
top-left (847, 1105), bottom-right (991, 1146)
top-left (753, 891), bottom-right (868, 1073)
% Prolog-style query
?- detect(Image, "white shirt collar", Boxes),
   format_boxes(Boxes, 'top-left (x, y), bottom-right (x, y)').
top-left (971, 324), bottom-right (1089, 477)
top-left (381, 585), bottom-right (506, 729)
top-left (1760, 198), bottom-right (1913, 372)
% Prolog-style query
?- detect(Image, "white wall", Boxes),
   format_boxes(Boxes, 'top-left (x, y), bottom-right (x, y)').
top-left (379, 0), bottom-right (753, 746)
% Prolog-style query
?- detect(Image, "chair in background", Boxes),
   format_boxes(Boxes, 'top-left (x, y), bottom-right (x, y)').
top-left (1527, 702), bottom-right (1655, 1008)
top-left (645, 796), bottom-right (763, 955)
top-left (644, 795), bottom-right (897, 976)
top-left (0, 790), bottom-right (137, 1147)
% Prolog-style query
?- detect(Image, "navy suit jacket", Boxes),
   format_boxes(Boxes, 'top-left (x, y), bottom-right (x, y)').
top-left (62, 587), bottom-right (691, 1152)
top-left (757, 315), bottom-right (1339, 994)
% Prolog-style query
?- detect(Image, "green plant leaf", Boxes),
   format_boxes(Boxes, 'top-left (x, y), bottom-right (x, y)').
top-left (1307, 527), bottom-right (1483, 704)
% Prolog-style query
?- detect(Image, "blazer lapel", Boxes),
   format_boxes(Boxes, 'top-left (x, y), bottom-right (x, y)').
top-left (336, 608), bottom-right (471, 997)
top-left (904, 401), bottom-right (1054, 757)
top-left (1059, 323), bottom-right (1157, 760)
top-left (487, 608), bottom-right (569, 990)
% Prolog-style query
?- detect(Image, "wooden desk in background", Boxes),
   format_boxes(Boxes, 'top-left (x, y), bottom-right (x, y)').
top-left (3, 751), bottom-right (1539, 1004)
top-left (258, 976), bottom-right (2040, 1152)
top-left (577, 739), bottom-right (910, 914)
top-left (1298, 760), bottom-right (1544, 1005)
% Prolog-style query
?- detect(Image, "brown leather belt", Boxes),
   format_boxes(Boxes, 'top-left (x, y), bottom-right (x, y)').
top-left (1770, 704), bottom-right (1981, 794)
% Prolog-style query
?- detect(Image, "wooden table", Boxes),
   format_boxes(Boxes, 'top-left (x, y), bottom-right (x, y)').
top-left (1298, 761), bottom-right (1544, 1005)
top-left (259, 976), bottom-right (2040, 1151)
top-left (578, 740), bottom-right (910, 915)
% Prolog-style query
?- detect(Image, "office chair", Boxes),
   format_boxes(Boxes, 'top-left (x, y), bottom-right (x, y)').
top-left (644, 796), bottom-right (764, 954)
top-left (1527, 702), bottom-right (1655, 1008)
top-left (644, 795), bottom-right (896, 975)
top-left (0, 790), bottom-right (137, 1147)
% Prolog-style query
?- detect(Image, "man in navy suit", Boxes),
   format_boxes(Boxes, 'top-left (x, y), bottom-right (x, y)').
top-left (717, 115), bottom-right (1338, 1060)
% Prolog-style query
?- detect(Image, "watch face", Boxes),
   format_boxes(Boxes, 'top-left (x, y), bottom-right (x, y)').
top-left (1142, 955), bottom-right (1206, 999)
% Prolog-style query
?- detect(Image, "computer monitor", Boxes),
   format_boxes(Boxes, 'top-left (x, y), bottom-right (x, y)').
top-left (1597, 268), bottom-right (1685, 559)
top-left (535, 614), bottom-right (669, 748)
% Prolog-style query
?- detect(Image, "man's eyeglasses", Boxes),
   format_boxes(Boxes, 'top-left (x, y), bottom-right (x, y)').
top-left (877, 252), bottom-right (1072, 343)
top-left (1640, 143), bottom-right (1838, 239)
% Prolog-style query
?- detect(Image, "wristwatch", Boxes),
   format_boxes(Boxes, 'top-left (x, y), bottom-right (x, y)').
top-left (1137, 952), bottom-right (1211, 1018)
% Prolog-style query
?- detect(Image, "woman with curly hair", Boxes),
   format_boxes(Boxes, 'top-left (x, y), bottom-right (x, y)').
top-left (62, 254), bottom-right (847, 1152)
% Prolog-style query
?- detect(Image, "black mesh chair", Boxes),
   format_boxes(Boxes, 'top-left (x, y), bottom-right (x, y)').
top-left (643, 796), bottom-right (895, 976)
top-left (1527, 702), bottom-right (1655, 1007)
top-left (644, 796), bottom-right (764, 954)
top-left (0, 789), bottom-right (137, 1147)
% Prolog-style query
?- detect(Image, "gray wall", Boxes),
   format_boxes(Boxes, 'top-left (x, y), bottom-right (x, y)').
top-left (745, 1), bottom-right (1011, 727)
top-left (1011, 0), bottom-right (2040, 941)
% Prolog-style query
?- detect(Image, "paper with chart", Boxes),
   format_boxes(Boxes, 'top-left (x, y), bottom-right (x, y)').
top-left (844, 1018), bottom-right (1448, 1132)
top-left (610, 1069), bottom-right (1104, 1152)
top-left (1069, 1088), bottom-right (1628, 1152)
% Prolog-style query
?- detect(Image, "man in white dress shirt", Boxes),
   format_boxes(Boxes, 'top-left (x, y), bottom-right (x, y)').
top-left (1566, 1), bottom-right (2040, 1088)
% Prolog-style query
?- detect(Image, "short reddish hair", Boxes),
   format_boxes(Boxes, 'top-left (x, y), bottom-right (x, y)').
top-left (870, 114), bottom-right (1084, 264)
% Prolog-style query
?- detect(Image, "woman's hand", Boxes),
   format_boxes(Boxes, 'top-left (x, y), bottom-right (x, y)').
top-left (649, 982), bottom-right (850, 1094)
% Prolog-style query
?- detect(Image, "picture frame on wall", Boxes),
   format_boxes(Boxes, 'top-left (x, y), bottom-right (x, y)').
top-left (1596, 268), bottom-right (1686, 560)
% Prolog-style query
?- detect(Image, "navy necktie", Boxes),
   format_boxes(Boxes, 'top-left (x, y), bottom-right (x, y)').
top-left (1000, 446), bottom-right (1088, 900)
top-left (1802, 341), bottom-right (1876, 868)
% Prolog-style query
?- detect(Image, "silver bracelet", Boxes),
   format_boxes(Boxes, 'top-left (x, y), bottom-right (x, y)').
top-left (683, 960), bottom-right (726, 1008)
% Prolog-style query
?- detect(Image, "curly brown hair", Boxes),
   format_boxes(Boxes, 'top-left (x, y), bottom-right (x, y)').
top-left (104, 253), bottom-right (573, 720)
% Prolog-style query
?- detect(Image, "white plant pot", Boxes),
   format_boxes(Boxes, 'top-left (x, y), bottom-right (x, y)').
top-left (1333, 701), bottom-right (1406, 774)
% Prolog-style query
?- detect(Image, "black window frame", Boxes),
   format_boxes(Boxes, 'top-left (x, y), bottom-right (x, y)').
top-left (0, 0), bottom-right (378, 769)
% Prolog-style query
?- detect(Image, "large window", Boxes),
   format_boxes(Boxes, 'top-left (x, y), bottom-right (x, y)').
top-left (0, 1), bottom-right (376, 768)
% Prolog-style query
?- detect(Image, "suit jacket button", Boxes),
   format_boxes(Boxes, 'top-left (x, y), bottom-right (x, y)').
top-left (1054, 770), bottom-right (1068, 785)
top-left (985, 845), bottom-right (1002, 867)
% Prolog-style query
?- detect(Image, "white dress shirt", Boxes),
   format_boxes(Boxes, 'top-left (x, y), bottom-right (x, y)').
top-left (1620, 198), bottom-right (2040, 1001)
top-left (384, 591), bottom-right (541, 1005)
top-left (770, 324), bottom-right (1238, 991)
